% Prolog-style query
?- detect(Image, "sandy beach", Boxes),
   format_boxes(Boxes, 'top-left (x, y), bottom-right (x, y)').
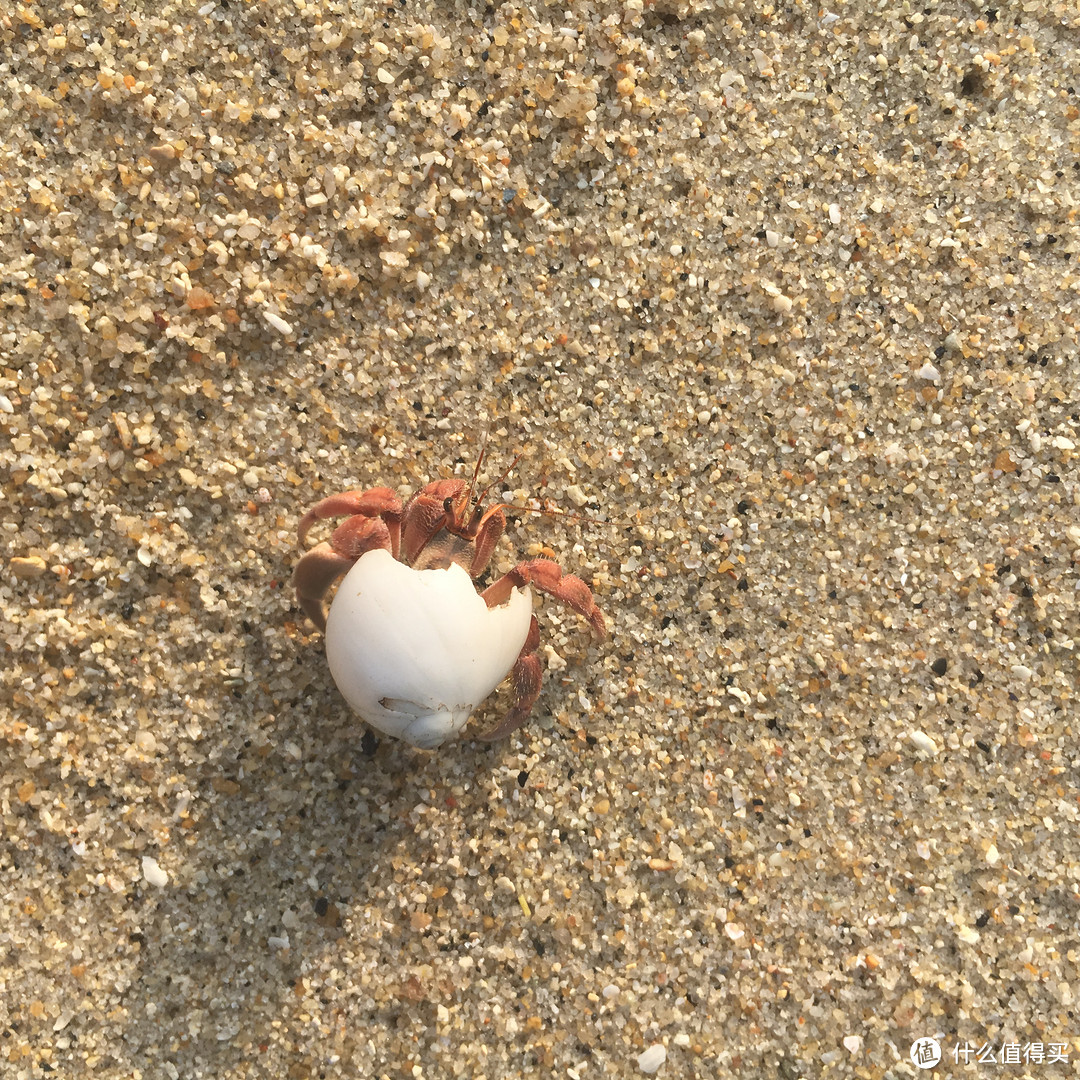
top-left (2, 1), bottom-right (1079, 1076)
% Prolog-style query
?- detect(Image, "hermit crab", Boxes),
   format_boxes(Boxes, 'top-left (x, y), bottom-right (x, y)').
top-left (293, 461), bottom-right (607, 749)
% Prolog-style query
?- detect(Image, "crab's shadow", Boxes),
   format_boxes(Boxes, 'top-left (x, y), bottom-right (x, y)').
top-left (114, 610), bottom-right (524, 1074)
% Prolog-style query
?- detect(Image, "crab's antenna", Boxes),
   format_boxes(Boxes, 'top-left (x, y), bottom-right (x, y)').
top-left (473, 452), bottom-right (522, 508)
top-left (506, 494), bottom-right (645, 530)
top-left (460, 435), bottom-right (488, 508)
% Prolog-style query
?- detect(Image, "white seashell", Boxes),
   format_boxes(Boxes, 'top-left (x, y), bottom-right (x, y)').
top-left (142, 855), bottom-right (168, 888)
top-left (262, 310), bottom-right (293, 335)
top-left (324, 548), bottom-right (532, 749)
top-left (638, 1044), bottom-right (667, 1074)
top-left (908, 729), bottom-right (938, 756)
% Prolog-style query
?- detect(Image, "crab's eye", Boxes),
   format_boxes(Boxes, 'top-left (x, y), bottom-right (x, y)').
top-left (443, 497), bottom-right (455, 514)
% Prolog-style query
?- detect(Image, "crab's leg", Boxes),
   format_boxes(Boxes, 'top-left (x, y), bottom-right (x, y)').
top-left (297, 487), bottom-right (402, 555)
top-left (478, 616), bottom-right (542, 741)
top-left (294, 518), bottom-right (393, 630)
top-left (294, 487), bottom-right (402, 631)
top-left (292, 545), bottom-right (355, 632)
top-left (482, 559), bottom-right (607, 639)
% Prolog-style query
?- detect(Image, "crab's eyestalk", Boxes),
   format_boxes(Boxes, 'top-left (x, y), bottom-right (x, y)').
top-left (456, 452), bottom-right (522, 539)
top-left (442, 492), bottom-right (475, 539)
